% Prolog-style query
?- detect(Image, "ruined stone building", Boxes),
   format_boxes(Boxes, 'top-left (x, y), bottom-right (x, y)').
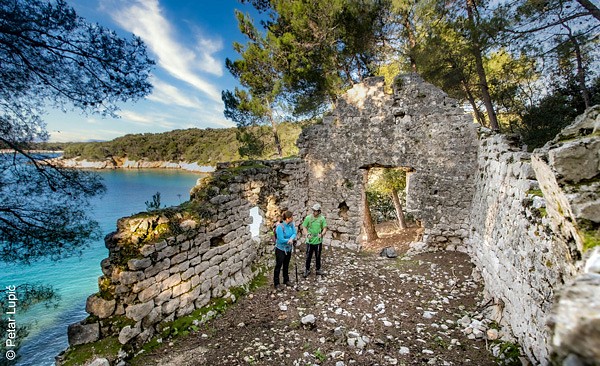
top-left (67, 74), bottom-right (600, 365)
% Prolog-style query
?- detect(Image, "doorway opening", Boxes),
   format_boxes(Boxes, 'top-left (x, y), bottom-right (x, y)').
top-left (361, 166), bottom-right (422, 253)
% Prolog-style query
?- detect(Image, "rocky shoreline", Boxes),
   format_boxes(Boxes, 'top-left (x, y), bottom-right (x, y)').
top-left (53, 157), bottom-right (215, 173)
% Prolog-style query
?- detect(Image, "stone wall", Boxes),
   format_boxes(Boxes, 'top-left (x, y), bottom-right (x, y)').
top-left (468, 106), bottom-right (600, 364)
top-left (66, 74), bottom-right (599, 365)
top-left (67, 159), bottom-right (307, 348)
top-left (297, 74), bottom-right (478, 250)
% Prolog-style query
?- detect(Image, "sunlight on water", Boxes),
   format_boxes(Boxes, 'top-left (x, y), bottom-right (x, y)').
top-left (0, 169), bottom-right (203, 365)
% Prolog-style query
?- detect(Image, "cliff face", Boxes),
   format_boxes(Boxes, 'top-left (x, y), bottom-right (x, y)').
top-left (61, 75), bottom-right (600, 366)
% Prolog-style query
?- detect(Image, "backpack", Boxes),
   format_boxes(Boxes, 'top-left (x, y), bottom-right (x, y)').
top-left (272, 221), bottom-right (282, 245)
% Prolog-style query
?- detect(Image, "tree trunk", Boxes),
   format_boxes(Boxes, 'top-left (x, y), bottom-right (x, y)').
top-left (461, 79), bottom-right (486, 126)
top-left (402, 16), bottom-right (417, 72)
top-left (391, 188), bottom-right (407, 230)
top-left (569, 32), bottom-right (591, 108)
top-left (466, 0), bottom-right (500, 131)
top-left (269, 114), bottom-right (282, 157)
top-left (362, 170), bottom-right (379, 241)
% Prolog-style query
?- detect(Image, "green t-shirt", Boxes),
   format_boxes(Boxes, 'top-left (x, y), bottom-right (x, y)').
top-left (302, 214), bottom-right (327, 245)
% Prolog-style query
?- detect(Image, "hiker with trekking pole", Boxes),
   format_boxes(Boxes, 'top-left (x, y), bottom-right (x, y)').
top-left (302, 203), bottom-right (328, 278)
top-left (273, 210), bottom-right (297, 291)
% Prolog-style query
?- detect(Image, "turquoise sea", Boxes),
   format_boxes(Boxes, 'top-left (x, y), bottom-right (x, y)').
top-left (1, 169), bottom-right (203, 366)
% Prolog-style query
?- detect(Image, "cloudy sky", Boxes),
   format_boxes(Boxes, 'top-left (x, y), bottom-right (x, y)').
top-left (47, 0), bottom-right (260, 142)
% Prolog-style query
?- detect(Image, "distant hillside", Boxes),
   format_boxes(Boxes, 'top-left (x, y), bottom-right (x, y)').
top-left (60, 123), bottom-right (305, 164)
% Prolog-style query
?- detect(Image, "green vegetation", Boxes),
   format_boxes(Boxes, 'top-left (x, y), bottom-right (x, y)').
top-left (145, 192), bottom-right (163, 212)
top-left (579, 219), bottom-right (600, 251)
top-left (131, 268), bottom-right (269, 364)
top-left (60, 336), bottom-right (121, 366)
top-left (526, 189), bottom-right (544, 197)
top-left (61, 123), bottom-right (304, 164)
top-left (492, 340), bottom-right (523, 366)
top-left (314, 349), bottom-right (327, 362)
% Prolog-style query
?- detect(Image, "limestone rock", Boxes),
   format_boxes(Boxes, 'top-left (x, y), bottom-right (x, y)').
top-left (125, 301), bottom-right (154, 322)
top-left (86, 295), bottom-right (115, 319)
top-left (118, 324), bottom-right (141, 345)
top-left (379, 247), bottom-right (398, 258)
top-left (88, 358), bottom-right (110, 366)
top-left (67, 322), bottom-right (99, 346)
top-left (551, 274), bottom-right (600, 364)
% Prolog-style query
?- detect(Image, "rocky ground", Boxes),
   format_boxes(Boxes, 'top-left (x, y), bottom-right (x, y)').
top-left (129, 224), bottom-right (509, 366)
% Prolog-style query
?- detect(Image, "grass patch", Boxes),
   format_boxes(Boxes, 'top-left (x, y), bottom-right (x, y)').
top-left (130, 269), bottom-right (269, 364)
top-left (61, 336), bottom-right (121, 366)
top-left (526, 189), bottom-right (544, 197)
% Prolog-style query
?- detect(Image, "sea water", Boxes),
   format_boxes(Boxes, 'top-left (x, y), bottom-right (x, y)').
top-left (1, 169), bottom-right (203, 365)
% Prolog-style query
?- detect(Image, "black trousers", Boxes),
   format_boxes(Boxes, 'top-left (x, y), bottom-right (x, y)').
top-left (305, 243), bottom-right (322, 271)
top-left (274, 247), bottom-right (292, 286)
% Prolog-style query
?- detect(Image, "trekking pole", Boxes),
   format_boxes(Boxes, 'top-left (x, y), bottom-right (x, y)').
top-left (294, 240), bottom-right (299, 288)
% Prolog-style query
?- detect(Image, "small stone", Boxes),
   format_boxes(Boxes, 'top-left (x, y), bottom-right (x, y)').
top-left (399, 346), bottom-right (410, 355)
top-left (423, 311), bottom-right (436, 319)
top-left (301, 314), bottom-right (316, 325)
top-left (487, 329), bottom-right (499, 340)
top-left (88, 358), bottom-right (110, 366)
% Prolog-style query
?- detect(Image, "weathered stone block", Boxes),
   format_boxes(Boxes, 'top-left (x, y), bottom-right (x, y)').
top-left (176, 303), bottom-right (195, 318)
top-left (182, 267), bottom-right (195, 281)
top-left (118, 324), bottom-right (141, 345)
top-left (172, 281), bottom-right (191, 297)
top-left (125, 301), bottom-right (154, 322)
top-left (142, 307), bottom-right (162, 329)
top-left (138, 283), bottom-right (160, 303)
top-left (86, 295), bottom-right (115, 319)
top-left (161, 273), bottom-right (182, 291)
top-left (119, 271), bottom-right (145, 285)
top-left (157, 245), bottom-right (178, 261)
top-left (171, 251), bottom-right (188, 265)
top-left (144, 258), bottom-right (170, 278)
top-left (67, 322), bottom-right (99, 346)
top-left (128, 257), bottom-right (152, 271)
top-left (162, 298), bottom-right (180, 315)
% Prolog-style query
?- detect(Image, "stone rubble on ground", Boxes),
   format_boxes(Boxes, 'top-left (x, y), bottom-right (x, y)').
top-left (147, 249), bottom-right (513, 365)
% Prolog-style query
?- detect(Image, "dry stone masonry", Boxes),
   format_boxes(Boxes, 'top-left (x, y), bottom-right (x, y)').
top-left (64, 75), bottom-right (599, 366)
top-left (469, 106), bottom-right (600, 365)
top-left (66, 159), bottom-right (308, 350)
top-left (297, 74), bottom-right (479, 250)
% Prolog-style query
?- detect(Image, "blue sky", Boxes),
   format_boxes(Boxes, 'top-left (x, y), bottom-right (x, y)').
top-left (47, 0), bottom-right (261, 142)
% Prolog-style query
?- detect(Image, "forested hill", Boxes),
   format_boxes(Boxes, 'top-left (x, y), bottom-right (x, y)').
top-left (59, 123), bottom-right (303, 165)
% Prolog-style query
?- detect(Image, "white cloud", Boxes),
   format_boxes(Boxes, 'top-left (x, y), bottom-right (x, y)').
top-left (147, 78), bottom-right (205, 110)
top-left (102, 0), bottom-right (223, 102)
top-left (196, 35), bottom-right (224, 76)
top-left (49, 129), bottom-right (125, 142)
top-left (119, 110), bottom-right (155, 125)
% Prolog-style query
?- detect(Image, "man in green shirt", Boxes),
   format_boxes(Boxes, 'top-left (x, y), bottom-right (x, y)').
top-left (302, 203), bottom-right (327, 277)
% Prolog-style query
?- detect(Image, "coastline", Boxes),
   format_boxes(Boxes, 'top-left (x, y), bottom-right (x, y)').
top-left (53, 157), bottom-right (216, 173)
top-left (0, 149), bottom-right (64, 154)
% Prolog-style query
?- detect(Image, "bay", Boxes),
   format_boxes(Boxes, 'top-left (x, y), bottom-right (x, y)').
top-left (1, 169), bottom-right (204, 366)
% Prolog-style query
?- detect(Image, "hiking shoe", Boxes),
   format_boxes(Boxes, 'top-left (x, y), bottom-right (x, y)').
top-left (303, 269), bottom-right (310, 278)
top-left (274, 284), bottom-right (281, 292)
top-left (284, 281), bottom-right (294, 287)
top-left (316, 269), bottom-right (324, 275)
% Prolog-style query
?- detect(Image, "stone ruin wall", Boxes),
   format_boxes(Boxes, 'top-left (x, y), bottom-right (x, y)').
top-left (67, 74), bottom-right (599, 365)
top-left (468, 106), bottom-right (599, 365)
top-left (297, 74), bottom-right (479, 250)
top-left (67, 159), bottom-right (308, 349)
